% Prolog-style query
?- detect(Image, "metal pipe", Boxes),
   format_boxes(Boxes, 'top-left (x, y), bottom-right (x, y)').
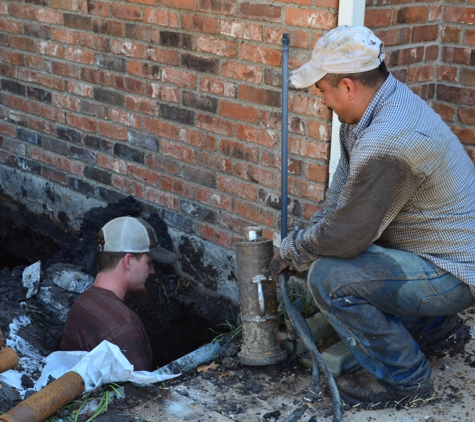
top-left (0, 371), bottom-right (85, 422)
top-left (281, 33), bottom-right (290, 239)
top-left (0, 348), bottom-right (18, 374)
top-left (236, 233), bottom-right (287, 366)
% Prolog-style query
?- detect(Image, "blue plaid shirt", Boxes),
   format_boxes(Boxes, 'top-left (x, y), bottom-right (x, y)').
top-left (281, 74), bottom-right (475, 287)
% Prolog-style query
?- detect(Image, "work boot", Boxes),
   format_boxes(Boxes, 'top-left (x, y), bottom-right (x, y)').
top-left (334, 369), bottom-right (434, 410)
top-left (416, 318), bottom-right (471, 362)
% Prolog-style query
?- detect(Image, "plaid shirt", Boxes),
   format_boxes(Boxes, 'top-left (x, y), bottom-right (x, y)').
top-left (281, 74), bottom-right (475, 287)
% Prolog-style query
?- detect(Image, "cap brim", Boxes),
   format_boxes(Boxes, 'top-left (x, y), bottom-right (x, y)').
top-left (289, 61), bottom-right (326, 89)
top-left (148, 246), bottom-right (176, 264)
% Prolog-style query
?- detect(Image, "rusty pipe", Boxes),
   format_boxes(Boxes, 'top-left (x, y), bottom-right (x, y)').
top-left (0, 348), bottom-right (18, 374)
top-left (0, 371), bottom-right (85, 422)
top-left (0, 329), bottom-right (4, 348)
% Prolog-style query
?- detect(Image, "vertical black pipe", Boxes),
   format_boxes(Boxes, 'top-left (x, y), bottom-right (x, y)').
top-left (281, 33), bottom-right (290, 239)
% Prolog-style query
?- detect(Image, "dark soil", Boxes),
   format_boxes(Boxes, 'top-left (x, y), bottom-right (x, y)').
top-left (0, 196), bottom-right (236, 414)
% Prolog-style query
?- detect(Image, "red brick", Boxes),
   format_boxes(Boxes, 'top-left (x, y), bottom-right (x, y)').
top-left (87, 1), bottom-right (109, 16)
top-left (111, 40), bottom-right (143, 58)
top-left (451, 126), bottom-right (475, 146)
top-left (52, 93), bottom-right (81, 111)
top-left (397, 6), bottom-right (429, 24)
top-left (52, 28), bottom-right (79, 44)
top-left (145, 152), bottom-right (180, 175)
top-left (55, 156), bottom-right (84, 176)
top-left (161, 175), bottom-right (196, 199)
top-left (407, 65), bottom-right (435, 84)
top-left (65, 80), bottom-right (93, 97)
top-left (64, 47), bottom-right (94, 64)
top-left (288, 177), bottom-right (325, 201)
top-left (306, 163), bottom-right (329, 183)
top-left (196, 223), bottom-right (233, 248)
top-left (289, 136), bottom-right (329, 160)
top-left (219, 139), bottom-right (258, 163)
top-left (445, 6), bottom-right (475, 25)
top-left (364, 9), bottom-right (392, 28)
top-left (285, 7), bottom-right (336, 29)
top-left (436, 66), bottom-right (457, 82)
top-left (239, 85), bottom-right (280, 107)
top-left (97, 121), bottom-right (128, 140)
top-left (236, 123), bottom-right (279, 148)
top-left (145, 83), bottom-right (178, 102)
top-left (219, 100), bottom-right (259, 124)
top-left (112, 175), bottom-right (144, 198)
top-left (459, 106), bottom-right (475, 125)
top-left (79, 33), bottom-right (109, 51)
top-left (11, 36), bottom-right (36, 52)
top-left (26, 55), bottom-right (51, 72)
top-left (218, 175), bottom-right (257, 201)
top-left (30, 147), bottom-right (55, 166)
top-left (289, 93), bottom-right (331, 119)
top-left (145, 118), bottom-right (180, 139)
top-left (43, 167), bottom-right (67, 185)
top-left (81, 68), bottom-right (110, 85)
top-left (67, 113), bottom-right (97, 132)
top-left (198, 0), bottom-right (236, 15)
top-left (125, 95), bottom-right (158, 115)
top-left (411, 25), bottom-right (438, 43)
top-left (200, 76), bottom-right (237, 97)
top-left (28, 116), bottom-right (56, 135)
top-left (0, 121), bottom-right (15, 137)
top-left (265, 28), bottom-right (312, 49)
top-left (178, 129), bottom-right (216, 150)
top-left (21, 99), bottom-right (40, 115)
top-left (197, 36), bottom-right (237, 57)
top-left (442, 25), bottom-right (461, 43)
top-left (161, 0), bottom-right (196, 10)
top-left (36, 8), bottom-right (63, 24)
top-left (235, 163), bottom-right (275, 188)
top-left (113, 76), bottom-right (144, 94)
top-left (239, 3), bottom-right (281, 23)
top-left (304, 203), bottom-right (322, 220)
top-left (432, 102), bottom-right (456, 122)
top-left (0, 18), bottom-right (23, 34)
top-left (199, 188), bottom-right (232, 211)
top-left (110, 3), bottom-right (143, 20)
top-left (195, 151), bottom-right (233, 172)
top-left (240, 44), bottom-right (281, 66)
top-left (96, 153), bottom-right (127, 174)
top-left (0, 2), bottom-right (7, 15)
top-left (182, 14), bottom-right (219, 34)
top-left (10, 4), bottom-right (36, 19)
top-left (144, 8), bottom-right (179, 27)
top-left (145, 187), bottom-right (179, 210)
top-left (375, 27), bottom-right (410, 46)
top-left (145, 47), bottom-right (179, 65)
top-left (37, 41), bottom-right (64, 58)
top-left (396, 47), bottom-right (424, 66)
top-left (127, 61), bottom-right (160, 79)
top-left (217, 213), bottom-right (250, 235)
top-left (234, 199), bottom-right (275, 227)
top-left (128, 0), bottom-right (157, 5)
top-left (162, 67), bottom-right (196, 89)
top-left (196, 114), bottom-right (234, 136)
top-left (1, 50), bottom-right (24, 65)
top-left (221, 62), bottom-right (262, 84)
top-left (111, 109), bottom-right (141, 129)
top-left (127, 163), bottom-right (159, 185)
top-left (93, 19), bottom-right (125, 37)
top-left (425, 45), bottom-right (438, 62)
top-left (161, 139), bottom-right (195, 163)
top-left (40, 105), bottom-right (66, 123)
top-left (220, 20), bottom-right (262, 42)
top-left (50, 0), bottom-right (79, 11)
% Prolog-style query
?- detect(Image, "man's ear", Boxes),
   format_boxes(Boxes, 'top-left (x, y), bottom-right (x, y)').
top-left (122, 253), bottom-right (133, 270)
top-left (340, 78), bottom-right (356, 101)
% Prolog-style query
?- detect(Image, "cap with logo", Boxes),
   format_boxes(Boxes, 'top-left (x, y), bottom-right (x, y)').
top-left (98, 216), bottom-right (176, 264)
top-left (290, 25), bottom-right (385, 89)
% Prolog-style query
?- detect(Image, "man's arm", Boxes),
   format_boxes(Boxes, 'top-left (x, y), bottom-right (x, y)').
top-left (280, 154), bottom-right (424, 271)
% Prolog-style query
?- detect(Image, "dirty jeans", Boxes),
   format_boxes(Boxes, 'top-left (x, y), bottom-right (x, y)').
top-left (308, 244), bottom-right (475, 392)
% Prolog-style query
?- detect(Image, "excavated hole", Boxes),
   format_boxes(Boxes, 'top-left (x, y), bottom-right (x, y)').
top-left (0, 197), bottom-right (235, 370)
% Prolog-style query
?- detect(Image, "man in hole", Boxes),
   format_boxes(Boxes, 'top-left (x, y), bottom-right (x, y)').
top-left (61, 216), bottom-right (176, 371)
top-left (271, 26), bottom-right (475, 409)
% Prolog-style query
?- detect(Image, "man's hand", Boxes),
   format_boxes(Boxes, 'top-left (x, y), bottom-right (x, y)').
top-left (270, 249), bottom-right (291, 282)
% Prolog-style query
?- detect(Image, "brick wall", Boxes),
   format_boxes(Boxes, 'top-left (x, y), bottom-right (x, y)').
top-left (0, 0), bottom-right (473, 252)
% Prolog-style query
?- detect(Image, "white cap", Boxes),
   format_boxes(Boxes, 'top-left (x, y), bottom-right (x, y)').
top-left (290, 26), bottom-right (385, 89)
top-left (99, 216), bottom-right (176, 264)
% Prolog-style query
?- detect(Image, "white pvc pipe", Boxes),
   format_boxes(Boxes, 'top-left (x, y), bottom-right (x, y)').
top-left (328, 0), bottom-right (366, 184)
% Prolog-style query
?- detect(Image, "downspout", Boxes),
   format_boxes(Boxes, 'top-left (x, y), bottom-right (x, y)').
top-left (328, 0), bottom-right (366, 184)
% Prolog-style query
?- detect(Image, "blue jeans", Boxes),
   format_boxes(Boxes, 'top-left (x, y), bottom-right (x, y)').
top-left (308, 245), bottom-right (475, 391)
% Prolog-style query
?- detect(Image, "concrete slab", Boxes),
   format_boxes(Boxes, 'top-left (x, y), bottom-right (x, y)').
top-left (131, 309), bottom-right (475, 422)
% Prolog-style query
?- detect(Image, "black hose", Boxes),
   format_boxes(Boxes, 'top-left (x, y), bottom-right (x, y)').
top-left (279, 273), bottom-right (343, 422)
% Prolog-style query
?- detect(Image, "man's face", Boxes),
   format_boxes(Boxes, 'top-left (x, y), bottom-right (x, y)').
top-left (128, 253), bottom-right (155, 294)
top-left (315, 78), bottom-right (354, 124)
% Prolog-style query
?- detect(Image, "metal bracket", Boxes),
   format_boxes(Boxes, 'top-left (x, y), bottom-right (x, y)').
top-left (252, 275), bottom-right (271, 316)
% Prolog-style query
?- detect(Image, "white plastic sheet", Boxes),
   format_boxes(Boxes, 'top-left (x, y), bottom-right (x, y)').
top-left (34, 340), bottom-right (180, 392)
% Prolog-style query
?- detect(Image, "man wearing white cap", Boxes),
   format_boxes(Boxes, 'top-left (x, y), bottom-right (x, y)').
top-left (271, 26), bottom-right (475, 408)
top-left (61, 216), bottom-right (176, 371)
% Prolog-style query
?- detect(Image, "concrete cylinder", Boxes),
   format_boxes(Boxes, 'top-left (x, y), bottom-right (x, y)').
top-left (0, 371), bottom-right (85, 422)
top-left (236, 237), bottom-right (287, 365)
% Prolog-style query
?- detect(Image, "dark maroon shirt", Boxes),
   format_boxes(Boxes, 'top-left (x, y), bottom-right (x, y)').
top-left (61, 285), bottom-right (153, 371)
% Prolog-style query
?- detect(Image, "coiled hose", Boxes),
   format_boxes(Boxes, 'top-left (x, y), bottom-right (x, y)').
top-left (279, 273), bottom-right (343, 422)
